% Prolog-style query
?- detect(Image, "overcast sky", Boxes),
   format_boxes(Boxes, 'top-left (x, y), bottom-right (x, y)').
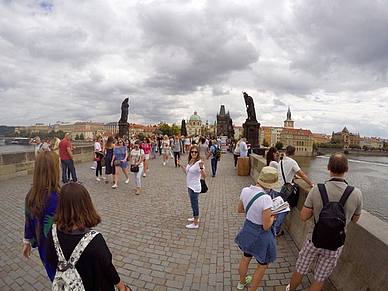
top-left (1, 0), bottom-right (387, 138)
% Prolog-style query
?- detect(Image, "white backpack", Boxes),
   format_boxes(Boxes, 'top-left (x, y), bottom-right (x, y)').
top-left (51, 223), bottom-right (99, 291)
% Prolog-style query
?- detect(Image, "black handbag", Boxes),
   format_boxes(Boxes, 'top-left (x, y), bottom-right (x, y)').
top-left (200, 179), bottom-right (208, 193)
top-left (130, 165), bottom-right (139, 172)
top-left (279, 160), bottom-right (298, 205)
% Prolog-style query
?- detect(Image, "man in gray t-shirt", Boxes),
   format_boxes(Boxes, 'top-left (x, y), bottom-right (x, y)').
top-left (286, 153), bottom-right (363, 291)
top-left (172, 136), bottom-right (181, 167)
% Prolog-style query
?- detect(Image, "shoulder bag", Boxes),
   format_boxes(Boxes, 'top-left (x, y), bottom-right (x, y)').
top-left (279, 160), bottom-right (298, 206)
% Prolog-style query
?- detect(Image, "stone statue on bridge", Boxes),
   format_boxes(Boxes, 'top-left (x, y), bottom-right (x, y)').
top-left (119, 98), bottom-right (129, 123)
top-left (243, 92), bottom-right (257, 122)
top-left (118, 98), bottom-right (129, 137)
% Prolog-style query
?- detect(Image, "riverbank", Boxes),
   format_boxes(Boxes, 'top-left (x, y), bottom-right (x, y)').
top-left (316, 147), bottom-right (388, 156)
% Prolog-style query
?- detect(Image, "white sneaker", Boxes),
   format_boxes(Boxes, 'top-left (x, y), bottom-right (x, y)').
top-left (186, 223), bottom-right (199, 229)
top-left (91, 167), bottom-right (95, 170)
top-left (100, 176), bottom-right (106, 180)
top-left (163, 162), bottom-right (166, 166)
top-left (143, 173), bottom-right (146, 177)
top-left (187, 218), bottom-right (200, 222)
top-left (96, 177), bottom-right (101, 181)
top-left (125, 179), bottom-right (129, 184)
top-left (285, 284), bottom-right (290, 291)
top-left (112, 184), bottom-right (117, 189)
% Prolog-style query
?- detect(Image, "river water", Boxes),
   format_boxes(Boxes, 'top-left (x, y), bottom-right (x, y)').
top-left (0, 144), bottom-right (34, 153)
top-left (294, 154), bottom-right (388, 223)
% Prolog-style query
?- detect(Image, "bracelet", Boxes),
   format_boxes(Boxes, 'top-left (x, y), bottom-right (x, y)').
top-left (23, 238), bottom-right (30, 244)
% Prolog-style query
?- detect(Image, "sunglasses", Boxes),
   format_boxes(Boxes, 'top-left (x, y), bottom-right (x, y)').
top-left (190, 151), bottom-right (198, 154)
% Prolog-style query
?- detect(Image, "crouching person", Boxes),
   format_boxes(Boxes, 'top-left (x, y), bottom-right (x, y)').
top-left (46, 182), bottom-right (131, 291)
top-left (286, 153), bottom-right (363, 291)
top-left (235, 166), bottom-right (280, 290)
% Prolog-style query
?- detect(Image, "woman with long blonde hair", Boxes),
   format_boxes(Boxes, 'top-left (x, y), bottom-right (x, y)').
top-left (22, 151), bottom-right (61, 281)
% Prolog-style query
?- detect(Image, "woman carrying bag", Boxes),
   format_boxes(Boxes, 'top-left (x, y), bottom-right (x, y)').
top-left (234, 166), bottom-right (280, 291)
top-left (177, 144), bottom-right (206, 229)
top-left (129, 141), bottom-right (145, 195)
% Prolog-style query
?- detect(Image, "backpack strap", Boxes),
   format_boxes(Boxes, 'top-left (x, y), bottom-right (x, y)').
top-left (69, 229), bottom-right (100, 265)
top-left (317, 183), bottom-right (329, 205)
top-left (280, 160), bottom-right (288, 184)
top-left (339, 186), bottom-right (354, 206)
top-left (52, 223), bottom-right (99, 271)
top-left (245, 192), bottom-right (265, 214)
top-left (52, 223), bottom-right (66, 263)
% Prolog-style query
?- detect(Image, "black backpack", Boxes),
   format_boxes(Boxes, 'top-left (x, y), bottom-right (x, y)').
top-left (312, 181), bottom-right (354, 251)
top-left (213, 145), bottom-right (221, 160)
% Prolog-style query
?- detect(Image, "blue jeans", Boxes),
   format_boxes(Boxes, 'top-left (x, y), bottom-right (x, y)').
top-left (61, 159), bottom-right (77, 183)
top-left (268, 189), bottom-right (288, 233)
top-left (211, 158), bottom-right (218, 176)
top-left (188, 188), bottom-right (199, 218)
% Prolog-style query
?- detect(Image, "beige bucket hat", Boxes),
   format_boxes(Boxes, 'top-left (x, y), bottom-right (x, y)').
top-left (257, 166), bottom-right (281, 189)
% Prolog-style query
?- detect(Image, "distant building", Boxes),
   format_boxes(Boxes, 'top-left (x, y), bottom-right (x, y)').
top-left (362, 137), bottom-right (379, 148)
top-left (128, 123), bottom-right (155, 137)
top-left (73, 122), bottom-right (104, 133)
top-left (233, 125), bottom-right (244, 140)
top-left (26, 123), bottom-right (50, 134)
top-left (216, 105), bottom-right (234, 138)
top-left (104, 122), bottom-right (119, 134)
top-left (259, 107), bottom-right (313, 156)
top-left (71, 128), bottom-right (94, 140)
top-left (332, 127), bottom-right (361, 149)
top-left (53, 123), bottom-right (74, 133)
top-left (313, 133), bottom-right (331, 144)
top-left (186, 111), bottom-right (202, 136)
top-left (259, 126), bottom-right (283, 147)
top-left (284, 107), bottom-right (294, 128)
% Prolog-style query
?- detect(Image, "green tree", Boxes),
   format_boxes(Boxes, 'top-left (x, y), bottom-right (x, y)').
top-left (138, 133), bottom-right (145, 141)
top-left (262, 139), bottom-right (269, 147)
top-left (275, 141), bottom-right (283, 150)
top-left (75, 134), bottom-right (80, 140)
top-left (171, 124), bottom-right (180, 136)
top-left (79, 133), bottom-right (85, 140)
top-left (331, 137), bottom-right (341, 144)
top-left (159, 123), bottom-right (172, 136)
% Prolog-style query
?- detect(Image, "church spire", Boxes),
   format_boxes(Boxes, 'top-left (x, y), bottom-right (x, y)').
top-left (287, 106), bottom-right (291, 120)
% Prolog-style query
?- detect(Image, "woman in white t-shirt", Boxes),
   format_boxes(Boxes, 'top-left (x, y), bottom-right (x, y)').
top-left (130, 141), bottom-right (145, 195)
top-left (234, 166), bottom-right (280, 291)
top-left (177, 144), bottom-right (206, 229)
top-left (94, 136), bottom-right (105, 181)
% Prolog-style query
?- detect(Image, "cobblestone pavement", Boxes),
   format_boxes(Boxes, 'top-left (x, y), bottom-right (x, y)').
top-left (0, 153), bottom-right (312, 290)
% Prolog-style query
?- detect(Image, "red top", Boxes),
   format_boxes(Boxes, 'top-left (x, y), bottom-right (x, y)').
top-left (59, 139), bottom-right (72, 160)
top-left (142, 143), bottom-right (151, 154)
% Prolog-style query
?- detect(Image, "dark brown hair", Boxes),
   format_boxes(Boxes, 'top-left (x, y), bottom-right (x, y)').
top-left (266, 146), bottom-right (278, 166)
top-left (26, 151), bottom-right (61, 218)
top-left (54, 183), bottom-right (101, 232)
top-left (286, 145), bottom-right (296, 156)
top-left (188, 144), bottom-right (201, 164)
top-left (328, 152), bottom-right (348, 174)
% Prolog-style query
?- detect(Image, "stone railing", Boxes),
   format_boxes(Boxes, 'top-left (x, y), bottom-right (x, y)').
top-left (0, 145), bottom-right (94, 181)
top-left (249, 153), bottom-right (388, 291)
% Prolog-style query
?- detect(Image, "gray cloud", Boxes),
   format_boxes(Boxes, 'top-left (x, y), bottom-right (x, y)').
top-left (0, 0), bottom-right (387, 138)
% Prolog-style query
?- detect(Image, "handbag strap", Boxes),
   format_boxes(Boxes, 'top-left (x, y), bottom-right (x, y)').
top-left (280, 160), bottom-right (288, 183)
top-left (245, 192), bottom-right (265, 214)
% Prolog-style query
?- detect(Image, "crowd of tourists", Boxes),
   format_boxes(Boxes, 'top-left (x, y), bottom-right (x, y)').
top-left (24, 133), bottom-right (363, 291)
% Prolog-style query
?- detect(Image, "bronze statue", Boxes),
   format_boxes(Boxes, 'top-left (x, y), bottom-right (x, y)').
top-left (119, 98), bottom-right (129, 123)
top-left (243, 92), bottom-right (257, 122)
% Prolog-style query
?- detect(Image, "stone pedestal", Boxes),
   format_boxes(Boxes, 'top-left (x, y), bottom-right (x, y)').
top-left (118, 122), bottom-right (129, 137)
top-left (243, 120), bottom-right (260, 152)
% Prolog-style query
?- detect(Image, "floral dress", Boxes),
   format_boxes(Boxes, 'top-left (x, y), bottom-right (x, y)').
top-left (24, 190), bottom-right (59, 281)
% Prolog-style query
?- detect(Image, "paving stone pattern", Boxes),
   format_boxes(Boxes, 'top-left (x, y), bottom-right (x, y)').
top-left (0, 153), bottom-right (312, 290)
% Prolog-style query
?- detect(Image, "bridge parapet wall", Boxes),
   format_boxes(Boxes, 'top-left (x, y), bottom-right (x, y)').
top-left (249, 153), bottom-right (388, 291)
top-left (0, 145), bottom-right (94, 181)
